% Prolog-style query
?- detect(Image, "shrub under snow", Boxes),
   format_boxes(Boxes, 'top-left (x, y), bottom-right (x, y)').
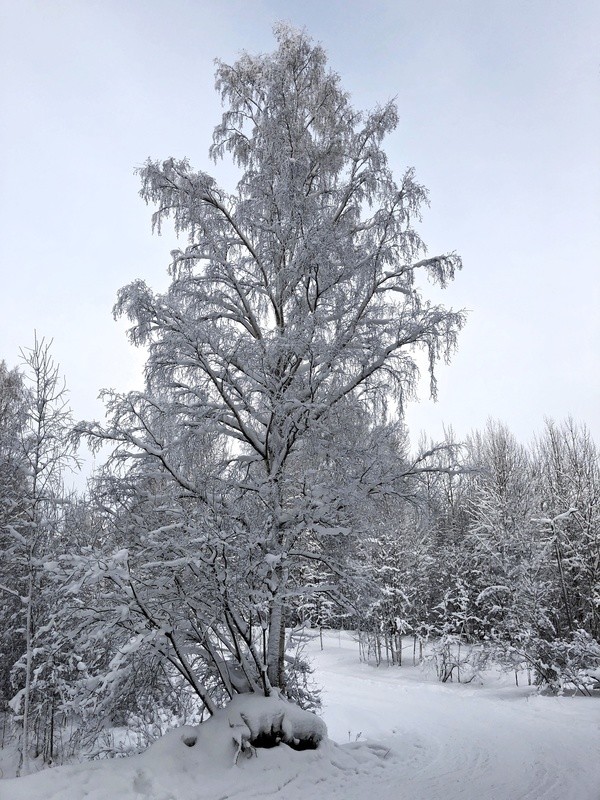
top-left (148, 693), bottom-right (328, 768)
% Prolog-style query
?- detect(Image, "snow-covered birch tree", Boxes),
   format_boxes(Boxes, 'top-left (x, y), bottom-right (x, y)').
top-left (2, 338), bottom-right (79, 773)
top-left (78, 25), bottom-right (465, 706)
top-left (0, 361), bottom-right (29, 707)
top-left (533, 419), bottom-right (600, 640)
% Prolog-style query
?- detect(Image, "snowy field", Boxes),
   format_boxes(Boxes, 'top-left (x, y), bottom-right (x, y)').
top-left (2, 631), bottom-right (599, 800)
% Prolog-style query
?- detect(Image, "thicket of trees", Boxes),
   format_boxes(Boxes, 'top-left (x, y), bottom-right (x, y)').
top-left (351, 420), bottom-right (600, 693)
top-left (1, 27), bottom-right (598, 772)
top-left (0, 338), bottom-right (80, 773)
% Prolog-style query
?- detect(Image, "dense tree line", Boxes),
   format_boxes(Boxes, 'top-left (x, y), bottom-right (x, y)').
top-left (350, 420), bottom-right (600, 692)
top-left (1, 26), bottom-right (598, 772)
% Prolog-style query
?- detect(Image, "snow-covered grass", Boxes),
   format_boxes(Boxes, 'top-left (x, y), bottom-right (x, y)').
top-left (2, 631), bottom-right (599, 799)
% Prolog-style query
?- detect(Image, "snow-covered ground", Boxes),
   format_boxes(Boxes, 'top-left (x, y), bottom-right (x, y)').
top-left (2, 631), bottom-right (599, 799)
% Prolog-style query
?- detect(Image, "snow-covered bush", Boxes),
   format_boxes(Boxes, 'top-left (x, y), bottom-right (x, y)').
top-left (522, 630), bottom-right (600, 695)
top-left (146, 692), bottom-right (327, 769)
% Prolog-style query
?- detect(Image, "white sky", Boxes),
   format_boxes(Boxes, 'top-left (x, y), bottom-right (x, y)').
top-left (1, 0), bottom-right (599, 456)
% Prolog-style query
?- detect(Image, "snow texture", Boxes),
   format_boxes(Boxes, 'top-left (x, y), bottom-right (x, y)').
top-left (2, 631), bottom-right (600, 800)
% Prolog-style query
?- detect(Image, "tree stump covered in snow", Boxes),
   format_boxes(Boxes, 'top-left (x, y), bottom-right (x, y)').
top-left (169, 693), bottom-right (328, 766)
top-left (224, 693), bottom-right (327, 757)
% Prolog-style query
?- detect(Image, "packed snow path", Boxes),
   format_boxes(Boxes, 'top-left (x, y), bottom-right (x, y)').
top-left (2, 631), bottom-right (599, 799)
top-left (313, 632), bottom-right (600, 800)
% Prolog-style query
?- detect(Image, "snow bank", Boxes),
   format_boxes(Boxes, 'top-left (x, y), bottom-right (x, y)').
top-left (3, 693), bottom-right (374, 800)
top-left (3, 632), bottom-right (600, 800)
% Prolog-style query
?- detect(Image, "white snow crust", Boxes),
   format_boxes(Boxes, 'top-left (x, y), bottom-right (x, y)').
top-left (2, 631), bottom-right (600, 800)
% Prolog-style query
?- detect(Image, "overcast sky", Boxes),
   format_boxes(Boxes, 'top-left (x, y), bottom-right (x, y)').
top-left (1, 0), bottom-right (599, 460)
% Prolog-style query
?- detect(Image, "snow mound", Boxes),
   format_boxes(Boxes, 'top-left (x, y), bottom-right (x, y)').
top-left (224, 691), bottom-right (328, 753)
top-left (146, 692), bottom-right (327, 770)
top-left (3, 694), bottom-right (389, 800)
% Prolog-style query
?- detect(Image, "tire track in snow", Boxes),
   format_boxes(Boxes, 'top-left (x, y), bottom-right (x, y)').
top-left (312, 634), bottom-right (600, 800)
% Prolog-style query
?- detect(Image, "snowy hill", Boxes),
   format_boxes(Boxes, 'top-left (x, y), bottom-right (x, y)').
top-left (2, 631), bottom-right (599, 800)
